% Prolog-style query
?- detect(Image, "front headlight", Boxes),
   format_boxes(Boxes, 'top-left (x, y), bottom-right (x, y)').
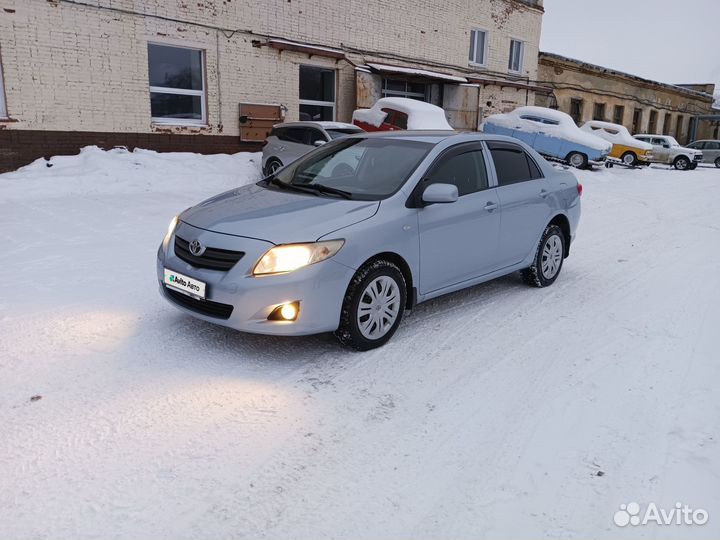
top-left (167, 215), bottom-right (179, 237)
top-left (253, 240), bottom-right (345, 275)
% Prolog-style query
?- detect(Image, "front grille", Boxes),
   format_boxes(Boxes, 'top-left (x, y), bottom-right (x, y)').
top-left (174, 236), bottom-right (245, 271)
top-left (164, 286), bottom-right (234, 319)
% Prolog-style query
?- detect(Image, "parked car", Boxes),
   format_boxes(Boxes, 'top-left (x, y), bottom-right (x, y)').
top-left (686, 140), bottom-right (720, 168)
top-left (579, 120), bottom-right (653, 166)
top-left (483, 106), bottom-right (611, 168)
top-left (352, 97), bottom-right (453, 132)
top-left (632, 135), bottom-right (703, 170)
top-left (262, 121), bottom-right (364, 176)
top-left (158, 131), bottom-right (581, 350)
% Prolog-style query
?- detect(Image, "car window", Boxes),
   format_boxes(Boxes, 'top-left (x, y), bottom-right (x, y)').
top-left (634, 136), bottom-right (649, 142)
top-left (706, 142), bottom-right (720, 150)
top-left (651, 138), bottom-right (667, 146)
top-left (488, 143), bottom-right (541, 185)
top-left (381, 108), bottom-right (408, 130)
top-left (283, 127), bottom-right (310, 145)
top-left (307, 128), bottom-right (326, 144)
top-left (426, 149), bottom-right (488, 196)
top-left (604, 128), bottom-right (619, 135)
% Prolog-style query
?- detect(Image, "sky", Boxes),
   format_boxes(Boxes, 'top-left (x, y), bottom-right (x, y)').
top-left (540, 0), bottom-right (720, 100)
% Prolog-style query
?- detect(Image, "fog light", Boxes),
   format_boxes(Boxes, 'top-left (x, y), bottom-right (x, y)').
top-left (268, 301), bottom-right (300, 321)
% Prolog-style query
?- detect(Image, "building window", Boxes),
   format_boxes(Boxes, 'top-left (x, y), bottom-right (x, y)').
top-left (593, 103), bottom-right (606, 121)
top-left (569, 98), bottom-right (583, 123)
top-left (381, 79), bottom-right (428, 101)
top-left (508, 39), bottom-right (524, 73)
top-left (675, 115), bottom-right (684, 140)
top-left (299, 65), bottom-right (335, 121)
top-left (0, 48), bottom-right (7, 118)
top-left (632, 108), bottom-right (643, 133)
top-left (613, 105), bottom-right (624, 125)
top-left (648, 110), bottom-right (658, 133)
top-left (662, 113), bottom-right (672, 135)
top-left (148, 43), bottom-right (205, 125)
top-left (469, 29), bottom-right (488, 66)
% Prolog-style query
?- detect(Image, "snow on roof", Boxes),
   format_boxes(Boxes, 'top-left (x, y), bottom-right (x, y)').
top-left (484, 106), bottom-right (612, 152)
top-left (314, 121), bottom-right (361, 130)
top-left (366, 63), bottom-right (468, 84)
top-left (268, 38), bottom-right (344, 56)
top-left (352, 98), bottom-right (453, 130)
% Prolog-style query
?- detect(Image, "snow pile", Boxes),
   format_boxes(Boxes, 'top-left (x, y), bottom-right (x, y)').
top-left (352, 97), bottom-right (453, 130)
top-left (580, 120), bottom-right (653, 149)
top-left (483, 106), bottom-right (612, 151)
top-left (0, 145), bottom-right (262, 200)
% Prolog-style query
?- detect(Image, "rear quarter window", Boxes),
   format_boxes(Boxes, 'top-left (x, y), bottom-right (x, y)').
top-left (488, 142), bottom-right (543, 185)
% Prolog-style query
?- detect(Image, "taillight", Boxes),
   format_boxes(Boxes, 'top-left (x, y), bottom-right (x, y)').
top-left (577, 183), bottom-right (583, 196)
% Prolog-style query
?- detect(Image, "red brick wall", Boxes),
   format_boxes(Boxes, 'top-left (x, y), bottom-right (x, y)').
top-left (0, 130), bottom-right (262, 172)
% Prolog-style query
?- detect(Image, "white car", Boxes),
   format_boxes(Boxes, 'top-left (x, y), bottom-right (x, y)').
top-left (352, 97), bottom-right (453, 131)
top-left (580, 120), bottom-right (653, 166)
top-left (483, 106), bottom-right (611, 168)
top-left (633, 134), bottom-right (703, 170)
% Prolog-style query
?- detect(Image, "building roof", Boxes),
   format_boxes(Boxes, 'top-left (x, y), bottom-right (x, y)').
top-left (364, 63), bottom-right (468, 84)
top-left (539, 52), bottom-right (715, 101)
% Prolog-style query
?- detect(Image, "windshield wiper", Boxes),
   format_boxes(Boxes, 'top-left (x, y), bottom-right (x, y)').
top-left (266, 176), bottom-right (321, 196)
top-left (293, 183), bottom-right (353, 199)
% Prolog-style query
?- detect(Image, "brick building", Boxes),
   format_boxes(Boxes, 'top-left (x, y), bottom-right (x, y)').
top-left (0, 0), bottom-right (545, 171)
top-left (535, 52), bottom-right (717, 144)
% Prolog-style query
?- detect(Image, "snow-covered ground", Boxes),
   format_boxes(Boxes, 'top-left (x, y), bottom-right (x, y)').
top-left (1, 147), bottom-right (719, 539)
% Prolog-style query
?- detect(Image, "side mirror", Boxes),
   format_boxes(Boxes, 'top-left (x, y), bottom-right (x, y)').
top-left (313, 140), bottom-right (326, 147)
top-left (422, 183), bottom-right (458, 204)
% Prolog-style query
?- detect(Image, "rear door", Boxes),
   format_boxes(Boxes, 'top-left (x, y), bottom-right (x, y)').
top-left (488, 141), bottom-right (552, 267)
top-left (416, 143), bottom-right (501, 293)
top-left (703, 141), bottom-right (720, 162)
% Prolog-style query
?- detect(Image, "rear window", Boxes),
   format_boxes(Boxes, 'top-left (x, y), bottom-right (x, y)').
top-left (488, 142), bottom-right (543, 185)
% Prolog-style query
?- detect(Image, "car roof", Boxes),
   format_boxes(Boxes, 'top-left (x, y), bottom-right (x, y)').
top-left (635, 134), bottom-right (668, 137)
top-left (274, 121), bottom-right (361, 130)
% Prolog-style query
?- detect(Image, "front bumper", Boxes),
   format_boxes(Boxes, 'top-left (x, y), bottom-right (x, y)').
top-left (157, 222), bottom-right (356, 336)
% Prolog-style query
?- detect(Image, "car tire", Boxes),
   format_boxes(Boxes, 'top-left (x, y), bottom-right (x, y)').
top-left (566, 152), bottom-right (588, 169)
top-left (715, 157), bottom-right (720, 168)
top-left (263, 158), bottom-right (283, 176)
top-left (673, 156), bottom-right (690, 170)
top-left (688, 162), bottom-right (698, 170)
top-left (521, 224), bottom-right (565, 288)
top-left (621, 151), bottom-right (638, 166)
top-left (335, 260), bottom-right (407, 351)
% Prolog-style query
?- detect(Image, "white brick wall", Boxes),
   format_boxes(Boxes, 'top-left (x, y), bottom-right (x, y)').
top-left (0, 0), bottom-right (542, 134)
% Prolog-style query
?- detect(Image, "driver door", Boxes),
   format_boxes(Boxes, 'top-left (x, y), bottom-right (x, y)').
top-left (416, 143), bottom-right (501, 294)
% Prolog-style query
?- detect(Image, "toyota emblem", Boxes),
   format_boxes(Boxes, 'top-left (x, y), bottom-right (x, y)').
top-left (189, 239), bottom-right (205, 256)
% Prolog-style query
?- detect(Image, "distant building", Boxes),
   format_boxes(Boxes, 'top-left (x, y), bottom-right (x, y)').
top-left (0, 0), bottom-right (545, 172)
top-left (535, 52), bottom-right (717, 144)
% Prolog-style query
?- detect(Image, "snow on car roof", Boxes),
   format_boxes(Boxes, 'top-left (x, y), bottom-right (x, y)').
top-left (484, 106), bottom-right (611, 152)
top-left (352, 97), bottom-right (453, 130)
top-left (580, 121), bottom-right (652, 149)
top-left (313, 121), bottom-right (361, 130)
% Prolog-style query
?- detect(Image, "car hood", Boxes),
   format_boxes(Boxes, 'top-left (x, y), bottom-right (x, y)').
top-left (180, 182), bottom-right (379, 244)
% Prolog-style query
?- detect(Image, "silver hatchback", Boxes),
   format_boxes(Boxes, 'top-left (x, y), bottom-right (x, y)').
top-left (686, 140), bottom-right (720, 168)
top-left (262, 121), bottom-right (364, 175)
top-left (159, 132), bottom-right (581, 350)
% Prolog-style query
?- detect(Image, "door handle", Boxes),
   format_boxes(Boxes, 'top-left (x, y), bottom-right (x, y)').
top-left (484, 201), bottom-right (498, 211)
top-left (539, 189), bottom-right (549, 199)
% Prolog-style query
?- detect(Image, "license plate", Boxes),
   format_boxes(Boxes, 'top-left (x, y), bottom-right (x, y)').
top-left (164, 268), bottom-right (206, 300)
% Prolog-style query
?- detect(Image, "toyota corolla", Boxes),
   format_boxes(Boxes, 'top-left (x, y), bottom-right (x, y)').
top-left (158, 131), bottom-right (581, 350)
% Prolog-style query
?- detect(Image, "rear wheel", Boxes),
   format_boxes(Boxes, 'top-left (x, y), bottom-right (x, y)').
top-left (567, 152), bottom-right (588, 169)
top-left (522, 225), bottom-right (565, 288)
top-left (715, 157), bottom-right (720, 168)
top-left (335, 260), bottom-right (407, 351)
top-left (673, 156), bottom-right (690, 170)
top-left (263, 158), bottom-right (283, 176)
top-left (621, 151), bottom-right (638, 166)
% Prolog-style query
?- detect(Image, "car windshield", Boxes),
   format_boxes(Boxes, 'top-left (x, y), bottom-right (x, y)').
top-left (665, 136), bottom-right (681, 147)
top-left (325, 128), bottom-right (364, 139)
top-left (270, 137), bottom-right (433, 200)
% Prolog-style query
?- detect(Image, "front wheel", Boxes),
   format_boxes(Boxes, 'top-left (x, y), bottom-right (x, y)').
top-left (263, 158), bottom-right (283, 176)
top-left (688, 162), bottom-right (698, 170)
top-left (522, 225), bottom-right (565, 288)
top-left (567, 152), bottom-right (588, 169)
top-left (673, 156), bottom-right (690, 170)
top-left (715, 157), bottom-right (720, 168)
top-left (335, 260), bottom-right (407, 351)
top-left (621, 151), bottom-right (638, 166)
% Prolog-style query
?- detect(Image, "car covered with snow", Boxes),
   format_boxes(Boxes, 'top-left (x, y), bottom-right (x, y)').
top-left (482, 106), bottom-right (612, 168)
top-left (352, 97), bottom-right (453, 132)
top-left (580, 120), bottom-right (653, 166)
top-left (633, 134), bottom-right (703, 170)
top-left (262, 121), bottom-right (364, 176)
